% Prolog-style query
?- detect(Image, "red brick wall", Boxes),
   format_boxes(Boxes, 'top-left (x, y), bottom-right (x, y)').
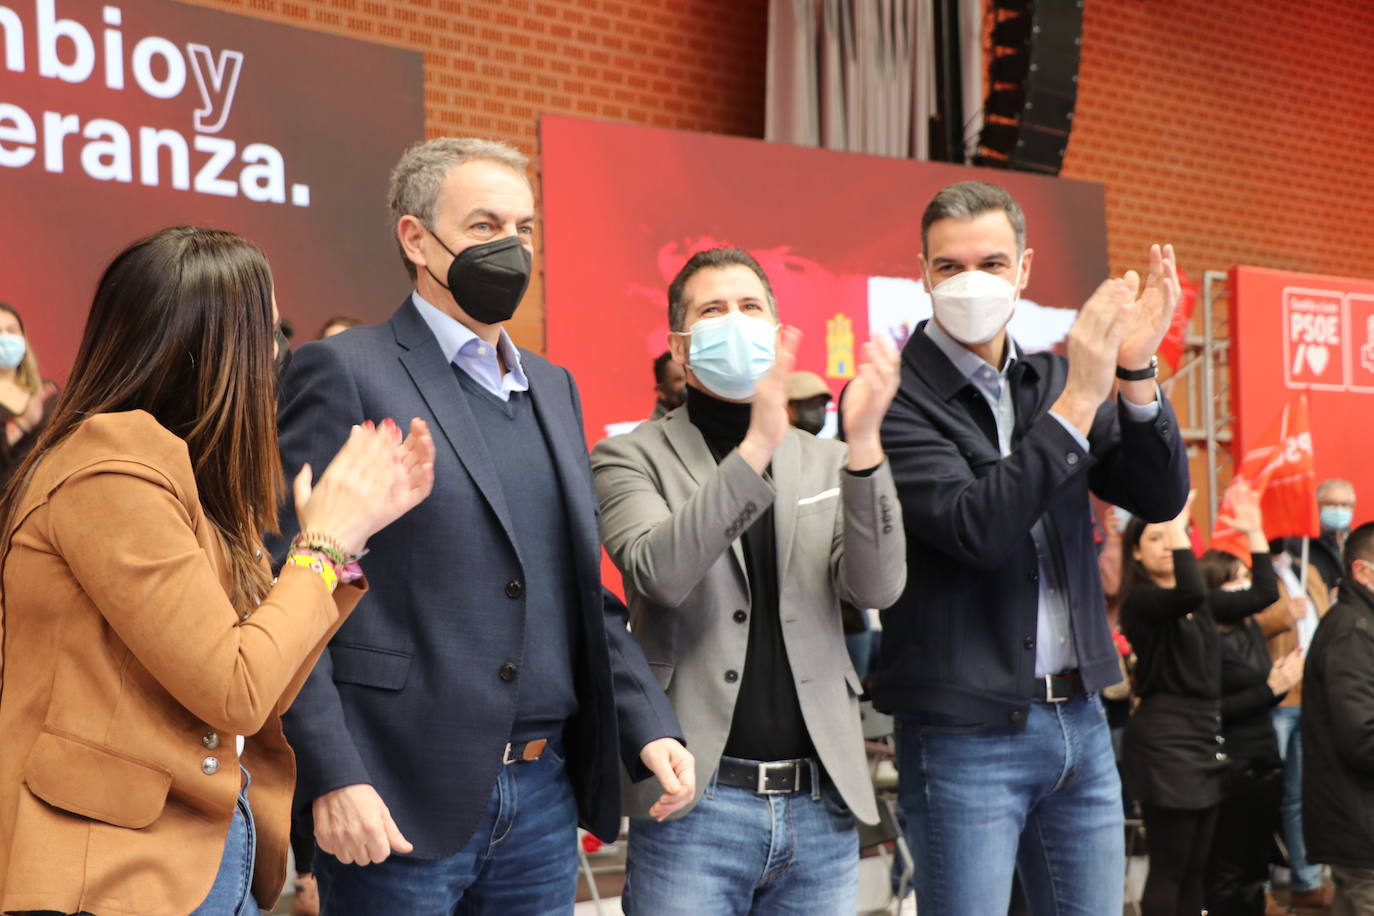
top-left (180, 0), bottom-right (769, 350)
top-left (1065, 0), bottom-right (1374, 284)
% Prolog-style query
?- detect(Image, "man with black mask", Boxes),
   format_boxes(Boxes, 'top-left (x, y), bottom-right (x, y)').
top-left (785, 370), bottom-right (833, 436)
top-left (1301, 521), bottom-right (1374, 913)
top-left (272, 138), bottom-right (692, 914)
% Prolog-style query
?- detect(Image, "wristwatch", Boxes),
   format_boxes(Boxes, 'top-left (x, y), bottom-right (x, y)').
top-left (1116, 356), bottom-right (1158, 381)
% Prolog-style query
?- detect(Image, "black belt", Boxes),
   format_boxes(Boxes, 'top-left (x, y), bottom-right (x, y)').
top-left (1032, 670), bottom-right (1086, 703)
top-left (717, 758), bottom-right (815, 795)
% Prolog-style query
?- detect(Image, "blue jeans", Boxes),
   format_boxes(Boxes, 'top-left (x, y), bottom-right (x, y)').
top-left (314, 741), bottom-right (579, 915)
top-left (894, 694), bottom-right (1124, 916)
top-left (1272, 705), bottom-right (1323, 892)
top-left (623, 758), bottom-right (859, 915)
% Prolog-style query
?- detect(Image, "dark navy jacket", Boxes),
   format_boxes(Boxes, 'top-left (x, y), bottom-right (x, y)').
top-left (272, 300), bottom-right (681, 855)
top-left (874, 321), bottom-right (1189, 729)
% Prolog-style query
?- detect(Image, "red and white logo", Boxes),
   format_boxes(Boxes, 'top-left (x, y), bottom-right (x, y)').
top-left (1283, 288), bottom-right (1346, 390)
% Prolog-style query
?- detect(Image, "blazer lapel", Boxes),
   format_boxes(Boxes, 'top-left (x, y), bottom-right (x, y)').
top-left (772, 432), bottom-right (800, 585)
top-left (524, 360), bottom-right (600, 581)
top-left (390, 301), bottom-right (522, 557)
top-left (662, 408), bottom-right (747, 575)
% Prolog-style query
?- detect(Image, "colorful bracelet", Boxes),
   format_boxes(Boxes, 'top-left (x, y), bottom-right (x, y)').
top-left (286, 550), bottom-right (339, 593)
top-left (291, 532), bottom-right (348, 568)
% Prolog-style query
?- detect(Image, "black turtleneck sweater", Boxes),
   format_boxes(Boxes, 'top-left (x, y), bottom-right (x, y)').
top-left (686, 387), bottom-right (814, 762)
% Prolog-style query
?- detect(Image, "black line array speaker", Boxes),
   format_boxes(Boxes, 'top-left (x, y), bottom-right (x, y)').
top-left (973, 0), bottom-right (1085, 176)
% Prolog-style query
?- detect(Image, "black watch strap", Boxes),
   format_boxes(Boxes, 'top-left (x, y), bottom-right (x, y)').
top-left (1116, 356), bottom-right (1158, 381)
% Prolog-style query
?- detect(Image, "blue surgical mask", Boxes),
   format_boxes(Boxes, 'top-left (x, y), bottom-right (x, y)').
top-left (677, 312), bottom-right (777, 401)
top-left (0, 333), bottom-right (25, 370)
top-left (1321, 505), bottom-right (1354, 532)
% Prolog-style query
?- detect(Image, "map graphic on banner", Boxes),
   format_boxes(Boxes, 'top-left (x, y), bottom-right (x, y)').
top-left (0, 0), bottom-right (424, 380)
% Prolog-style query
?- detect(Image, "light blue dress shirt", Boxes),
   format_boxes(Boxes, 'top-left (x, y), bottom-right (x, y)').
top-left (923, 319), bottom-right (1160, 676)
top-left (412, 291), bottom-right (529, 401)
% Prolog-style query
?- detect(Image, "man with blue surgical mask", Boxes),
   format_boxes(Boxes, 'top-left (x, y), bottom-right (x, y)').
top-left (591, 247), bottom-right (907, 915)
top-left (875, 180), bottom-right (1191, 915)
top-left (1306, 478), bottom-right (1358, 592)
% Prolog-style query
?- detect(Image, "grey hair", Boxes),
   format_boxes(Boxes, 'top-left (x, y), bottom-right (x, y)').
top-left (387, 137), bottom-right (530, 279)
top-left (1318, 478), bottom-right (1357, 501)
top-left (920, 180), bottom-right (1027, 256)
top-left (666, 247), bottom-right (777, 332)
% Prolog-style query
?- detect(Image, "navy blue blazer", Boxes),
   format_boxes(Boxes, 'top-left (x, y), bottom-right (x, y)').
top-left (874, 320), bottom-right (1189, 729)
top-left (272, 300), bottom-right (681, 854)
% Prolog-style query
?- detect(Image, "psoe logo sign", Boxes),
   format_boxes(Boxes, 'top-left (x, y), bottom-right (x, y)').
top-left (1282, 287), bottom-right (1346, 392)
top-left (0, 0), bottom-right (311, 206)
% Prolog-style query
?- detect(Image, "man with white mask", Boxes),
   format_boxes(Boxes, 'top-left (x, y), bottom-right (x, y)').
top-left (592, 247), bottom-right (907, 914)
top-left (873, 180), bottom-right (1191, 914)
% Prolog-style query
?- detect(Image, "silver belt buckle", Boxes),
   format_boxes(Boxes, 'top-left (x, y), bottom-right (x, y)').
top-left (1044, 674), bottom-right (1067, 703)
top-left (502, 742), bottom-right (517, 765)
top-left (757, 761), bottom-right (802, 794)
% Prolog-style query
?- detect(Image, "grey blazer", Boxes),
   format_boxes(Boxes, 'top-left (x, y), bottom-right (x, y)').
top-left (591, 407), bottom-right (906, 824)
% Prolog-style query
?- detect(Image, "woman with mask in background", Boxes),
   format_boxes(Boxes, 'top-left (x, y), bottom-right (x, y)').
top-left (1119, 483), bottom-right (1276, 916)
top-left (0, 227), bottom-right (435, 916)
top-left (0, 303), bottom-right (60, 489)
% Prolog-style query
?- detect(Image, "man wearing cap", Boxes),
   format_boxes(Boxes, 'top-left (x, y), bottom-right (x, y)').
top-left (785, 370), bottom-right (833, 436)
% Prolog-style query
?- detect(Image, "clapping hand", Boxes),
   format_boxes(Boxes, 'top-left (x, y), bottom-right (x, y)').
top-left (739, 326), bottom-right (803, 475)
top-left (1116, 244), bottom-right (1182, 372)
top-left (841, 334), bottom-right (901, 470)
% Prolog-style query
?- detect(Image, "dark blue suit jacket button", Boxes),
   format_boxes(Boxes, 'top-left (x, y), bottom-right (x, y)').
top-left (499, 662), bottom-right (518, 682)
top-left (505, 580), bottom-right (524, 599)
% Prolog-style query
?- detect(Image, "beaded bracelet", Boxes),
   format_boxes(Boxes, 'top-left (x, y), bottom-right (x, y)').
top-left (291, 532), bottom-right (348, 568)
top-left (286, 550), bottom-right (339, 593)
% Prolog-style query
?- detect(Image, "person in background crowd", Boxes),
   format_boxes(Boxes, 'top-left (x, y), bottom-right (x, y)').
top-left (0, 303), bottom-right (59, 489)
top-left (1307, 479), bottom-right (1357, 592)
top-left (1302, 522), bottom-right (1374, 914)
top-left (650, 350), bottom-right (687, 419)
top-left (1098, 506), bottom-right (1135, 762)
top-left (1260, 538), bottom-right (1333, 911)
top-left (1199, 549), bottom-right (1299, 916)
top-left (875, 179), bottom-right (1190, 915)
top-left (0, 226), bottom-right (435, 916)
top-left (288, 315), bottom-right (366, 914)
top-left (785, 369), bottom-right (832, 436)
top-left (1119, 485), bottom-right (1278, 916)
top-left (274, 137), bottom-right (692, 915)
top-left (592, 248), bottom-right (905, 914)
top-left (317, 316), bottom-right (362, 340)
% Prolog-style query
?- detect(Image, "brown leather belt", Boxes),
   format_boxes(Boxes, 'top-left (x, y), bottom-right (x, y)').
top-left (502, 738), bottom-right (549, 764)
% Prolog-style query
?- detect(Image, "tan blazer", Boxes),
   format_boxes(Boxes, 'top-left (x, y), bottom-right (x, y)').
top-left (592, 410), bottom-right (906, 825)
top-left (0, 411), bottom-right (362, 916)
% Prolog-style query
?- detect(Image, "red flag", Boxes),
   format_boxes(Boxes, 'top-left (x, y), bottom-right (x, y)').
top-left (1210, 393), bottom-right (1320, 562)
top-left (1158, 268), bottom-right (1199, 371)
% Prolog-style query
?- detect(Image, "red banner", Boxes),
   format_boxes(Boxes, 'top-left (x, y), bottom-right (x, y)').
top-left (1230, 266), bottom-right (1374, 537)
top-left (1211, 392), bottom-right (1319, 561)
top-left (1158, 267), bottom-right (1198, 370)
top-left (0, 0), bottom-right (424, 381)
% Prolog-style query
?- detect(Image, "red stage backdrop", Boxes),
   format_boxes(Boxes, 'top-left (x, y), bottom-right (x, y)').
top-left (1231, 266), bottom-right (1374, 515)
top-left (539, 114), bottom-right (1110, 447)
top-left (0, 0), bottom-right (424, 381)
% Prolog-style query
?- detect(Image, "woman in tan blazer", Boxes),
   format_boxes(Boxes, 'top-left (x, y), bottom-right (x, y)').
top-left (0, 227), bottom-right (434, 916)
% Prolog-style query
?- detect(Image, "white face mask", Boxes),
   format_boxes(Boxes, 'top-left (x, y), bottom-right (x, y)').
top-left (927, 259), bottom-right (1023, 345)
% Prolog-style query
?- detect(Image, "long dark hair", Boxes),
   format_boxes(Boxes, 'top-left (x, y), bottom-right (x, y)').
top-left (1199, 549), bottom-right (1245, 591)
top-left (0, 227), bottom-right (284, 608)
top-left (1118, 516), bottom-right (1154, 603)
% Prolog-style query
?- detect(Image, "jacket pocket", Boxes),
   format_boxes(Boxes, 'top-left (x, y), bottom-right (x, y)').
top-left (647, 661), bottom-right (675, 691)
top-left (330, 644), bottom-right (413, 690)
top-left (24, 729), bottom-right (172, 829)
